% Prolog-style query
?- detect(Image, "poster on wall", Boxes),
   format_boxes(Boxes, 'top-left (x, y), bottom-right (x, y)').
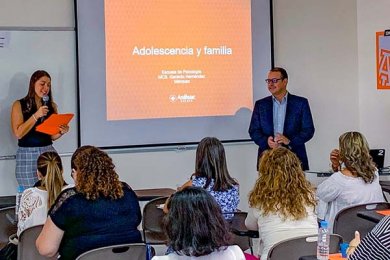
top-left (376, 31), bottom-right (390, 90)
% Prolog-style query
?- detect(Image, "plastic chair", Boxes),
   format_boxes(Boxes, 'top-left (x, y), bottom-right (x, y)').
top-left (228, 211), bottom-right (259, 255)
top-left (142, 196), bottom-right (168, 244)
top-left (0, 206), bottom-right (17, 249)
top-left (76, 243), bottom-right (148, 260)
top-left (382, 186), bottom-right (390, 202)
top-left (267, 234), bottom-right (343, 260)
top-left (18, 224), bottom-right (57, 260)
top-left (379, 181), bottom-right (390, 202)
top-left (333, 202), bottom-right (390, 241)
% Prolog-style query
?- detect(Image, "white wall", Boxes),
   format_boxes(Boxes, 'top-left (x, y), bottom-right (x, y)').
top-left (0, 0), bottom-right (74, 27)
top-left (272, 0), bottom-right (360, 170)
top-left (110, 144), bottom-right (259, 211)
top-left (357, 0), bottom-right (390, 164)
top-left (1, 0), bottom-right (389, 211)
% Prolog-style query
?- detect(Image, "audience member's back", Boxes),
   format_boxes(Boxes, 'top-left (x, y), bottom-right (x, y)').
top-left (152, 186), bottom-right (245, 259)
top-left (36, 146), bottom-right (142, 260)
top-left (17, 151), bottom-right (66, 236)
top-left (349, 216), bottom-right (390, 260)
top-left (178, 137), bottom-right (240, 219)
top-left (316, 131), bottom-right (384, 231)
top-left (245, 148), bottom-right (318, 260)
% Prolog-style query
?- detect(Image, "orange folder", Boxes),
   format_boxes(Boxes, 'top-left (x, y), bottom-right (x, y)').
top-left (376, 209), bottom-right (390, 216)
top-left (36, 113), bottom-right (74, 135)
top-left (329, 253), bottom-right (346, 260)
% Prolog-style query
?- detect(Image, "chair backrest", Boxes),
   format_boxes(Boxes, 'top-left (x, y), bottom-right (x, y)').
top-left (229, 212), bottom-right (247, 232)
top-left (333, 202), bottom-right (390, 241)
top-left (142, 196), bottom-right (168, 244)
top-left (0, 206), bottom-right (17, 248)
top-left (267, 234), bottom-right (343, 260)
top-left (228, 212), bottom-right (252, 253)
top-left (380, 181), bottom-right (390, 202)
top-left (227, 211), bottom-right (260, 255)
top-left (17, 224), bottom-right (56, 260)
top-left (76, 243), bottom-right (147, 260)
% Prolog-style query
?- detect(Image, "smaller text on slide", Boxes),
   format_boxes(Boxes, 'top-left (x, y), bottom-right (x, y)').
top-left (157, 69), bottom-right (206, 84)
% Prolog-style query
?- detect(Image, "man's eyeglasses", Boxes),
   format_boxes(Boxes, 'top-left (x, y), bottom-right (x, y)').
top-left (265, 78), bottom-right (284, 84)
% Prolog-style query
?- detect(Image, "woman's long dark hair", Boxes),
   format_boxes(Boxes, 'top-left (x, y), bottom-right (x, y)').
top-left (194, 137), bottom-right (238, 191)
top-left (164, 187), bottom-right (231, 256)
top-left (22, 70), bottom-right (55, 113)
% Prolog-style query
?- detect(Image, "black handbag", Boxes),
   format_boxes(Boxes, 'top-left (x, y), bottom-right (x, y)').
top-left (0, 242), bottom-right (17, 260)
top-left (0, 234), bottom-right (18, 260)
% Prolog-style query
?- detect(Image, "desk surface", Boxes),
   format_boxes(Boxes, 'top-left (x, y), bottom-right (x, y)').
top-left (305, 172), bottom-right (390, 188)
top-left (357, 210), bottom-right (384, 223)
top-left (134, 188), bottom-right (175, 201)
top-left (300, 253), bottom-right (345, 260)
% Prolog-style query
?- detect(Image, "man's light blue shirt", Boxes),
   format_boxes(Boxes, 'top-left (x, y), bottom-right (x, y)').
top-left (272, 93), bottom-right (288, 135)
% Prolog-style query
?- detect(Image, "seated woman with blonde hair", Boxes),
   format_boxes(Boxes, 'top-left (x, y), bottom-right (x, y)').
top-left (316, 131), bottom-right (384, 231)
top-left (245, 147), bottom-right (318, 260)
top-left (36, 146), bottom-right (142, 260)
top-left (17, 151), bottom-right (67, 236)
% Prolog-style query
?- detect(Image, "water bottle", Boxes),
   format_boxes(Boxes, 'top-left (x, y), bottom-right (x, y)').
top-left (317, 220), bottom-right (330, 260)
top-left (15, 185), bottom-right (24, 219)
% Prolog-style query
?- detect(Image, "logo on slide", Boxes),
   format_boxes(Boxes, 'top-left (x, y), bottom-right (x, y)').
top-left (169, 94), bottom-right (195, 103)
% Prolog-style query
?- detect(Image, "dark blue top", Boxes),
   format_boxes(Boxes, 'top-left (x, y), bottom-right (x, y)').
top-left (49, 183), bottom-right (142, 260)
top-left (18, 98), bottom-right (53, 147)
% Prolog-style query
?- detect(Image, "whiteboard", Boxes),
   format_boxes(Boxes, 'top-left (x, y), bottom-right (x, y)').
top-left (0, 30), bottom-right (77, 156)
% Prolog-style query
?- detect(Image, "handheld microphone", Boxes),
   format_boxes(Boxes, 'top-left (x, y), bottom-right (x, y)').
top-left (41, 95), bottom-right (50, 122)
top-left (42, 95), bottom-right (49, 106)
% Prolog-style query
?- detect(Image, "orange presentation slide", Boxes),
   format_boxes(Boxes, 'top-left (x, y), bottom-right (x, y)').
top-left (105, 0), bottom-right (252, 120)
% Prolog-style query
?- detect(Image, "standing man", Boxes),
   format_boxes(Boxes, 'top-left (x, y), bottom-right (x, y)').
top-left (248, 67), bottom-right (314, 170)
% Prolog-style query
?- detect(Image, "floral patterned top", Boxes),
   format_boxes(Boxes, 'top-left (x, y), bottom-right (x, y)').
top-left (191, 176), bottom-right (239, 219)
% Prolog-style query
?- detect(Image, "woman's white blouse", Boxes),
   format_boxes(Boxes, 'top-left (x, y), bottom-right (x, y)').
top-left (17, 185), bottom-right (71, 236)
top-left (17, 187), bottom-right (48, 236)
top-left (316, 171), bottom-right (384, 232)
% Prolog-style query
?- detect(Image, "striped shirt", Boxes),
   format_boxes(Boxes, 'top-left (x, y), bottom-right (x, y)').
top-left (349, 216), bottom-right (390, 260)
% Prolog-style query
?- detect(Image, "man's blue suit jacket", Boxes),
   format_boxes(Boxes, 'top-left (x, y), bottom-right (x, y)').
top-left (248, 93), bottom-right (315, 170)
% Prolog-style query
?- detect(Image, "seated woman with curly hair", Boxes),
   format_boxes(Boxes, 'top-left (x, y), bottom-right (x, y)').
top-left (245, 147), bottom-right (318, 260)
top-left (36, 146), bottom-right (142, 260)
top-left (317, 131), bottom-right (384, 231)
top-left (153, 186), bottom-right (245, 259)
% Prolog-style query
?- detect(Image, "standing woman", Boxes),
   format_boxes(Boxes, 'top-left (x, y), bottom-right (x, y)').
top-left (11, 70), bottom-right (69, 189)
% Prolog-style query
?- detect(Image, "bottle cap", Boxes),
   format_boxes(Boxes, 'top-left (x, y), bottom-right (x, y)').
top-left (320, 220), bottom-right (328, 228)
